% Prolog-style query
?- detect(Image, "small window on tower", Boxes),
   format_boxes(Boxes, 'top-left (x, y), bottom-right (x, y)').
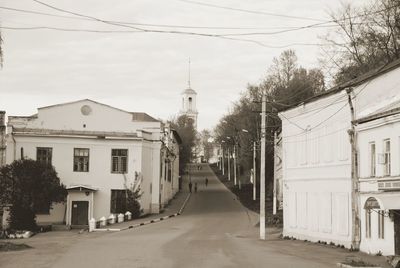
top-left (189, 97), bottom-right (192, 110)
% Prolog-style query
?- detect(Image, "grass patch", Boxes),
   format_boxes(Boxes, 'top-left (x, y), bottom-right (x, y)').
top-left (0, 241), bottom-right (32, 252)
top-left (210, 164), bottom-right (283, 227)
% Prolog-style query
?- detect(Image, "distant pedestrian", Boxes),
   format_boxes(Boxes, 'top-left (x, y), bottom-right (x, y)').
top-left (189, 181), bottom-right (193, 193)
top-left (194, 182), bottom-right (198, 193)
top-left (205, 177), bottom-right (208, 187)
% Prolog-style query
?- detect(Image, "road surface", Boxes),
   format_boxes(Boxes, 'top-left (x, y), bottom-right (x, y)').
top-left (1, 163), bottom-right (388, 268)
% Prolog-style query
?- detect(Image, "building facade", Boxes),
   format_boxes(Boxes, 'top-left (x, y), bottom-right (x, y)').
top-left (4, 99), bottom-right (180, 227)
top-left (356, 105), bottom-right (400, 255)
top-left (279, 59), bottom-right (400, 250)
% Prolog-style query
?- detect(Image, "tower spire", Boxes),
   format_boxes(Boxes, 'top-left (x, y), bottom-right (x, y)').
top-left (188, 58), bottom-right (191, 88)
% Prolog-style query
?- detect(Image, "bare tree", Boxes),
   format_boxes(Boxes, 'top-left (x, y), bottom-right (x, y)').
top-left (321, 0), bottom-right (400, 84)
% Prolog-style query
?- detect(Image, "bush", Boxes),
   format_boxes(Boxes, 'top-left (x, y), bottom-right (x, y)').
top-left (0, 159), bottom-right (67, 231)
top-left (126, 188), bottom-right (142, 219)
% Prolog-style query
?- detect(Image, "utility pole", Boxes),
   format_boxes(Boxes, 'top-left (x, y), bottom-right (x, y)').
top-left (346, 88), bottom-right (360, 250)
top-left (227, 147), bottom-right (231, 181)
top-left (273, 132), bottom-right (277, 215)
top-left (253, 141), bottom-right (257, 201)
top-left (221, 146), bottom-right (225, 175)
top-left (233, 144), bottom-right (237, 186)
top-left (260, 92), bottom-right (266, 240)
top-left (219, 144), bottom-right (222, 170)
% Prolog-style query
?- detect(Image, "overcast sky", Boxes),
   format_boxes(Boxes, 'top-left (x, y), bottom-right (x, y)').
top-left (0, 0), bottom-right (368, 130)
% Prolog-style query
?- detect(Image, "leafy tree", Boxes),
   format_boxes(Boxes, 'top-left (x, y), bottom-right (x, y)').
top-left (170, 115), bottom-right (197, 174)
top-left (199, 129), bottom-right (214, 162)
top-left (322, 0), bottom-right (400, 84)
top-left (215, 50), bottom-right (324, 194)
top-left (0, 159), bottom-right (67, 230)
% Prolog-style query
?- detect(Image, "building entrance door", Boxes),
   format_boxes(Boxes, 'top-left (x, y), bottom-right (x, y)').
top-left (394, 210), bottom-right (400, 255)
top-left (71, 201), bottom-right (89, 226)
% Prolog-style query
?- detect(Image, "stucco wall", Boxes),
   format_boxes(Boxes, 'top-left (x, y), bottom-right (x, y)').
top-left (281, 91), bottom-right (353, 246)
top-left (357, 114), bottom-right (400, 256)
top-left (6, 135), bottom-right (154, 222)
top-left (8, 100), bottom-right (160, 133)
top-left (359, 195), bottom-right (395, 256)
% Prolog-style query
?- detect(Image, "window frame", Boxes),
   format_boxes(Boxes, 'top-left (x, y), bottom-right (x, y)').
top-left (369, 142), bottom-right (376, 177)
top-left (111, 149), bottom-right (128, 174)
top-left (110, 189), bottom-right (128, 214)
top-left (73, 148), bottom-right (90, 172)
top-left (366, 209), bottom-right (371, 239)
top-left (378, 210), bottom-right (385, 239)
top-left (36, 147), bottom-right (53, 166)
top-left (383, 139), bottom-right (391, 176)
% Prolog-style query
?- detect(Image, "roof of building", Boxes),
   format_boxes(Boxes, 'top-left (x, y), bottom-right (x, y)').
top-left (354, 102), bottom-right (400, 125)
top-left (38, 99), bottom-right (159, 122)
top-left (66, 184), bottom-right (99, 191)
top-left (12, 127), bottom-right (140, 139)
top-left (182, 87), bottom-right (197, 95)
top-left (281, 58), bottom-right (400, 113)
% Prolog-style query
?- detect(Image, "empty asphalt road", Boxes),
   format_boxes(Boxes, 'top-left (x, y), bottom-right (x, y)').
top-left (1, 163), bottom-right (389, 268)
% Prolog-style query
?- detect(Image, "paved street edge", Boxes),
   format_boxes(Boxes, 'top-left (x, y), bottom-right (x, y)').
top-left (92, 193), bottom-right (192, 232)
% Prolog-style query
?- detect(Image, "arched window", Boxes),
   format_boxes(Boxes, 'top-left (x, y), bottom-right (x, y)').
top-left (188, 97), bottom-right (193, 110)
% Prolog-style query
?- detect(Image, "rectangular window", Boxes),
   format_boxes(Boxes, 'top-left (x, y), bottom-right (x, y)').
top-left (110, 189), bottom-right (127, 214)
top-left (366, 209), bottom-right (371, 238)
top-left (37, 147), bottom-right (52, 166)
top-left (369, 143), bottom-right (376, 177)
top-left (111, 149), bottom-right (128, 173)
top-left (73, 148), bottom-right (89, 172)
top-left (378, 211), bottom-right (385, 239)
top-left (384, 139), bottom-right (391, 176)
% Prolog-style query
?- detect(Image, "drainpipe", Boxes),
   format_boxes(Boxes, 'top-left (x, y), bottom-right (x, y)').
top-left (346, 88), bottom-right (361, 250)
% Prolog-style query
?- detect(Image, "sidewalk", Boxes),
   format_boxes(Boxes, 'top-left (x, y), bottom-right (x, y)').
top-left (96, 190), bottom-right (191, 231)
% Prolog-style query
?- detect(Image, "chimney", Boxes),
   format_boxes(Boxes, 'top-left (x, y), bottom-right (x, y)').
top-left (0, 111), bottom-right (6, 166)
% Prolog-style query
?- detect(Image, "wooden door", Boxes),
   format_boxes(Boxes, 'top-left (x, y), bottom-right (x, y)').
top-left (394, 210), bottom-right (400, 255)
top-left (71, 201), bottom-right (89, 226)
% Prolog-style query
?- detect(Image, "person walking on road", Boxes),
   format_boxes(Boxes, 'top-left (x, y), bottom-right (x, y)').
top-left (194, 182), bottom-right (198, 193)
top-left (205, 177), bottom-right (208, 187)
top-left (189, 181), bottom-right (193, 193)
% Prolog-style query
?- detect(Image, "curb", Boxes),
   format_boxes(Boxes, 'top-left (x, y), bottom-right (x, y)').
top-left (93, 193), bottom-right (191, 232)
top-left (336, 263), bottom-right (381, 268)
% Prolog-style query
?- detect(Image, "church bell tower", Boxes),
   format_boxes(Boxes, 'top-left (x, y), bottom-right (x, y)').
top-left (179, 59), bottom-right (198, 129)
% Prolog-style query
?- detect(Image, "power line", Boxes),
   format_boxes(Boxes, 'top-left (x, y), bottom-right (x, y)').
top-left (3, 0), bottom-right (396, 48)
top-left (0, 6), bottom-right (341, 31)
top-left (219, 1), bottom-right (400, 37)
top-left (0, 26), bottom-right (142, 34)
top-left (0, 25), bottom-right (334, 49)
top-left (32, 0), bottom-right (400, 38)
top-left (280, 67), bottom-right (381, 139)
top-left (176, 0), bottom-right (325, 22)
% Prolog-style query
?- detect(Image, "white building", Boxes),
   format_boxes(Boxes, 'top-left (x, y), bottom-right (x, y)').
top-left (356, 104), bottom-right (400, 256)
top-left (279, 59), bottom-right (400, 250)
top-left (4, 99), bottom-right (180, 228)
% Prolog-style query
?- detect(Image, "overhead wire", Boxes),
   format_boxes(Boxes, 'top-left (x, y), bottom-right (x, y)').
top-left (176, 0), bottom-right (326, 22)
top-left (0, 0), bottom-right (397, 50)
top-left (0, 6), bottom-right (342, 31)
top-left (27, 0), bottom-right (400, 37)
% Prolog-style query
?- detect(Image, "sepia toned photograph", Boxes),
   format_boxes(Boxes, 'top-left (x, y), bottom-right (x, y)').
top-left (1, 0), bottom-right (400, 267)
